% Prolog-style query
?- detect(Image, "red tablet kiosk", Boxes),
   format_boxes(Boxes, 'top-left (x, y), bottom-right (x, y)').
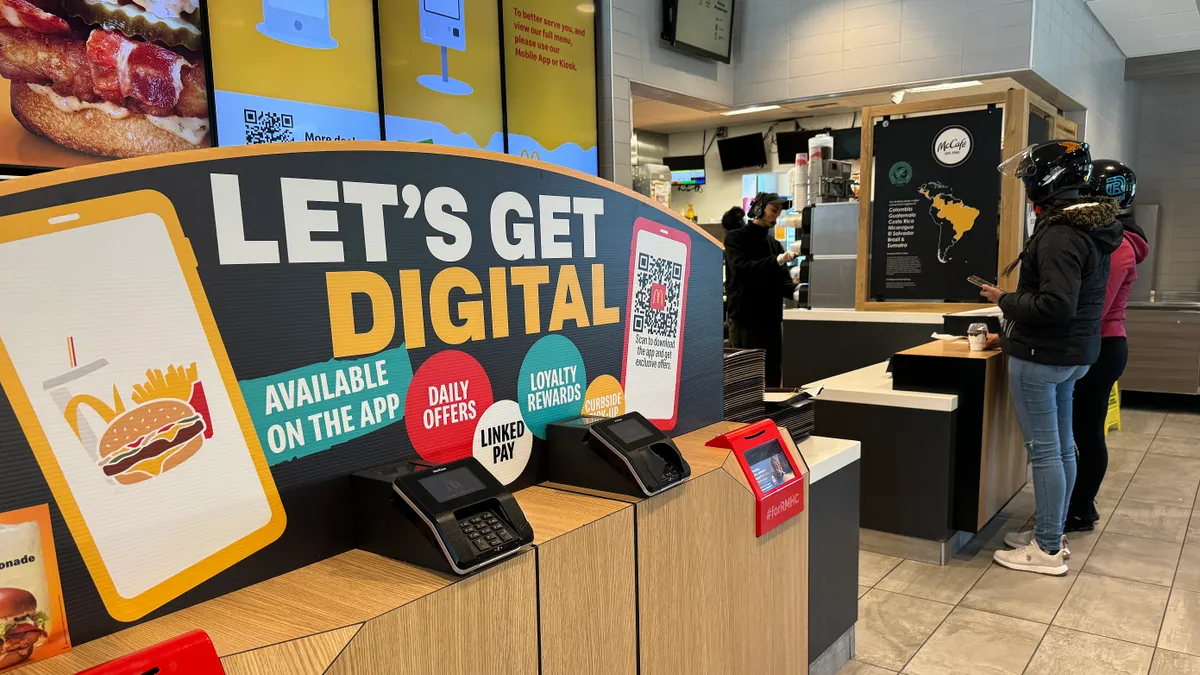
top-left (708, 420), bottom-right (805, 537)
top-left (75, 630), bottom-right (224, 675)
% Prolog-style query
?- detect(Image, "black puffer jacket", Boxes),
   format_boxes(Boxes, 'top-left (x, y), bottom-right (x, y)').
top-left (999, 197), bottom-right (1123, 366)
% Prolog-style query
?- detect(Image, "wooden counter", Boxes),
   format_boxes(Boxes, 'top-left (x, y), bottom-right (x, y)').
top-left (892, 340), bottom-right (1025, 531)
top-left (16, 487), bottom-right (634, 675)
top-left (550, 422), bottom-right (812, 675)
top-left (17, 425), bottom-right (813, 675)
top-left (515, 487), bottom-right (636, 675)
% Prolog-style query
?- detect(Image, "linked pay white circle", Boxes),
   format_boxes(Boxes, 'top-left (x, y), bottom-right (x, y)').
top-left (472, 400), bottom-right (532, 485)
top-left (932, 126), bottom-right (973, 167)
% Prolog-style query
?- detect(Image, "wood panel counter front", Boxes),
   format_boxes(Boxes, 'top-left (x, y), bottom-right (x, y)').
top-left (552, 422), bottom-right (812, 675)
top-left (13, 487), bottom-right (635, 675)
top-left (891, 340), bottom-right (1026, 531)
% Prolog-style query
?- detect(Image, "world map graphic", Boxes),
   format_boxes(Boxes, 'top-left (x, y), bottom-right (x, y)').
top-left (918, 181), bottom-right (980, 263)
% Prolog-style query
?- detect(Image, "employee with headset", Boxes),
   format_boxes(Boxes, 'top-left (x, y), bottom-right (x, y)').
top-left (723, 192), bottom-right (797, 387)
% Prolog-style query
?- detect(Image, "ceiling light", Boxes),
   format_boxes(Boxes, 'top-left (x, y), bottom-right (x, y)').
top-left (721, 105), bottom-right (781, 116)
top-left (904, 81), bottom-right (983, 94)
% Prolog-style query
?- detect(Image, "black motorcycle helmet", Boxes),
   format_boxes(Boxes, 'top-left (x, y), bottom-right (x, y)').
top-left (1086, 159), bottom-right (1136, 210)
top-left (998, 140), bottom-right (1093, 205)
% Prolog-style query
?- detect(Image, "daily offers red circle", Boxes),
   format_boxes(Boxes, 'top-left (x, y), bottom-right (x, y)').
top-left (405, 350), bottom-right (494, 464)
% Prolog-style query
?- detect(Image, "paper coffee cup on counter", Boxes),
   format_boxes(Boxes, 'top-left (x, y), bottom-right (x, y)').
top-left (967, 322), bottom-right (989, 351)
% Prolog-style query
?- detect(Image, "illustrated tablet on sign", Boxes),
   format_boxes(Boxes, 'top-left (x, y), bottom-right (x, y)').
top-left (0, 191), bottom-right (287, 621)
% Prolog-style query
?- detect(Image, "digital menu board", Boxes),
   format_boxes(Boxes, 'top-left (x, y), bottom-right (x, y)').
top-left (207, 0), bottom-right (381, 145)
top-left (664, 0), bottom-right (735, 64)
top-left (0, 0), bottom-right (211, 168)
top-left (503, 0), bottom-right (598, 174)
top-left (378, 0), bottom-right (504, 151)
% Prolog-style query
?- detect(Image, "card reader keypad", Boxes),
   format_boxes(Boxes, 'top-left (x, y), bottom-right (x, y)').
top-left (463, 511), bottom-right (514, 552)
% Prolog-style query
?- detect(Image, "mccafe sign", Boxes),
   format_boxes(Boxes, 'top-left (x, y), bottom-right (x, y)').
top-left (932, 125), bottom-right (974, 167)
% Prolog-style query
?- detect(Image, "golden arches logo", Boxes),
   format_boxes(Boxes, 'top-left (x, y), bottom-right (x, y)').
top-left (519, 149), bottom-right (541, 161)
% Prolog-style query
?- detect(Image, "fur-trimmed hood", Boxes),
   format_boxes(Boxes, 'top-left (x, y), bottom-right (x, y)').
top-left (1035, 196), bottom-right (1123, 255)
top-left (1004, 196), bottom-right (1122, 275)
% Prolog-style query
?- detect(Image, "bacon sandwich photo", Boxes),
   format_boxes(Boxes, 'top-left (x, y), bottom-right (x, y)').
top-left (0, 0), bottom-right (210, 158)
top-left (0, 587), bottom-right (48, 669)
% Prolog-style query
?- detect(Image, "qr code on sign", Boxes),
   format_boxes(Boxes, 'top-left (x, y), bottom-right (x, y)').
top-left (632, 252), bottom-right (683, 338)
top-left (244, 109), bottom-right (294, 144)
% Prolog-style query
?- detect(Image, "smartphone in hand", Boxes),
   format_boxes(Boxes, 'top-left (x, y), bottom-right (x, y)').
top-left (967, 275), bottom-right (992, 288)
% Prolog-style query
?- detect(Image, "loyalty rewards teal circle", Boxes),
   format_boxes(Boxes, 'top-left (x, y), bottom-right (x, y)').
top-left (518, 334), bottom-right (587, 438)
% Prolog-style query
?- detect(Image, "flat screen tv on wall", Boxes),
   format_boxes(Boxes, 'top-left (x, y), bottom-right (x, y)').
top-left (661, 0), bottom-right (735, 64)
top-left (718, 133), bottom-right (767, 171)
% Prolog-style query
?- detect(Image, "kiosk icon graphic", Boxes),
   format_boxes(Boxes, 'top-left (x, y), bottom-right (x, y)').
top-left (418, 0), bottom-right (472, 95)
top-left (257, 0), bottom-right (339, 50)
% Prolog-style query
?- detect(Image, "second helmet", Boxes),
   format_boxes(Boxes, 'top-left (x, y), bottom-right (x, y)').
top-left (1086, 159), bottom-right (1136, 210)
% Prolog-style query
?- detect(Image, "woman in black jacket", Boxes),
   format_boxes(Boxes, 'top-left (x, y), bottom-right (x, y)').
top-left (982, 141), bottom-right (1122, 576)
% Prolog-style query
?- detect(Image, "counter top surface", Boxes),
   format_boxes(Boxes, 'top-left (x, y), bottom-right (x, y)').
top-left (783, 308), bottom-right (945, 324)
top-left (1128, 303), bottom-right (1200, 311)
top-left (515, 485), bottom-right (633, 545)
top-left (898, 339), bottom-right (1003, 360)
top-left (805, 361), bottom-right (958, 412)
top-left (798, 436), bottom-right (861, 483)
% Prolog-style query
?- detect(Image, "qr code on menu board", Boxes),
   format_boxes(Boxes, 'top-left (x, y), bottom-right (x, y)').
top-left (243, 109), bottom-right (294, 144)
top-left (632, 252), bottom-right (683, 338)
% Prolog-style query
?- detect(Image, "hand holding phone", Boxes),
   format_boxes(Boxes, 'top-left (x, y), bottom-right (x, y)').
top-left (967, 275), bottom-right (991, 287)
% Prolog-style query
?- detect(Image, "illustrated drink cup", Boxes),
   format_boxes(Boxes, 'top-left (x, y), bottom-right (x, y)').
top-left (43, 358), bottom-right (109, 462)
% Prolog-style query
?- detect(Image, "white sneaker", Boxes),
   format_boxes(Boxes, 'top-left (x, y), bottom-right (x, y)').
top-left (993, 540), bottom-right (1069, 576)
top-left (1003, 530), bottom-right (1070, 560)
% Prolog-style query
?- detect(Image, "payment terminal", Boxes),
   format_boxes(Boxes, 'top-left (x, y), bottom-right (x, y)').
top-left (546, 412), bottom-right (691, 498)
top-left (352, 457), bottom-right (533, 576)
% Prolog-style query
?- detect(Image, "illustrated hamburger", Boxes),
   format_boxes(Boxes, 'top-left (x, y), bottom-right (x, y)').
top-left (0, 588), bottom-right (48, 669)
top-left (98, 398), bottom-right (206, 484)
top-left (0, 0), bottom-right (210, 158)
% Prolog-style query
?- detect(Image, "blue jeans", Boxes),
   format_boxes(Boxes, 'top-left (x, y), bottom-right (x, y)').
top-left (1008, 356), bottom-right (1090, 553)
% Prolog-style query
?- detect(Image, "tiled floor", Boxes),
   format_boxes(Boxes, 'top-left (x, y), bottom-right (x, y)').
top-left (840, 409), bottom-right (1200, 675)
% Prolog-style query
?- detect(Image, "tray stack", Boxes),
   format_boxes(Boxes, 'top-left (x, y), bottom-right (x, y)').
top-left (723, 348), bottom-right (766, 423)
top-left (765, 391), bottom-right (816, 444)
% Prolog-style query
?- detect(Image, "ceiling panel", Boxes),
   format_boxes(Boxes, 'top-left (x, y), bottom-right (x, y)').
top-left (1085, 0), bottom-right (1194, 22)
top-left (1085, 0), bottom-right (1200, 57)
top-left (631, 79), bottom-right (1019, 135)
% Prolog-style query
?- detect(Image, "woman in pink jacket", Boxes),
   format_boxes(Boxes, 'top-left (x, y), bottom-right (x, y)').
top-left (1066, 160), bottom-right (1149, 532)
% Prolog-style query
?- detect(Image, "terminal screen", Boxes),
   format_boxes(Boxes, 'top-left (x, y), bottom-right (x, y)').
top-left (609, 418), bottom-right (654, 446)
top-left (419, 468), bottom-right (486, 503)
top-left (744, 440), bottom-right (796, 495)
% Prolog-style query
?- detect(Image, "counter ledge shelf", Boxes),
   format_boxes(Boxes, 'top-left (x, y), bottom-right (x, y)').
top-left (806, 339), bottom-right (1025, 564)
top-left (14, 486), bottom-right (635, 675)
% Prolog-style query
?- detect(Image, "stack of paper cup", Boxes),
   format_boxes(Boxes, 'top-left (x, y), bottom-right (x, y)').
top-left (808, 134), bottom-right (833, 205)
top-left (789, 153), bottom-right (809, 207)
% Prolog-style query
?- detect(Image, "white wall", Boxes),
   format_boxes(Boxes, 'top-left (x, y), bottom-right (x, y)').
top-left (736, 0), bottom-right (1035, 106)
top-left (662, 113), bottom-right (858, 224)
top-left (1030, 0), bottom-right (1140, 162)
top-left (1133, 74), bottom-right (1200, 294)
top-left (601, 0), bottom-right (740, 186)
